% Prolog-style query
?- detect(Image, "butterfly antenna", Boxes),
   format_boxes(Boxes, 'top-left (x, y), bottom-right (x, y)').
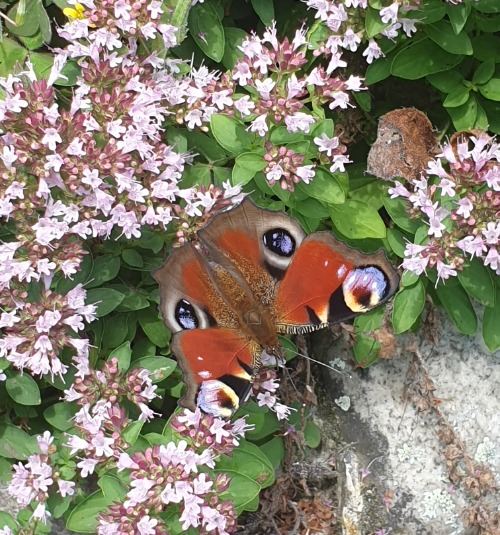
top-left (285, 348), bottom-right (352, 379)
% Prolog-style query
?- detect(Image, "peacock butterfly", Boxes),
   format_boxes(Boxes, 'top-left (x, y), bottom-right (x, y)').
top-left (154, 198), bottom-right (399, 418)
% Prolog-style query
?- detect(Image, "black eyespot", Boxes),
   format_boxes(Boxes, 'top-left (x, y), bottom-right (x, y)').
top-left (175, 299), bottom-right (198, 330)
top-left (263, 228), bottom-right (296, 257)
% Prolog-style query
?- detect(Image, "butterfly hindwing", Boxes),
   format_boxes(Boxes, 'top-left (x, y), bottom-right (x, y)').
top-left (171, 327), bottom-right (257, 418)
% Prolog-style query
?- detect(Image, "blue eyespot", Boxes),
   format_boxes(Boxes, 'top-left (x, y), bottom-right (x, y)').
top-left (175, 299), bottom-right (198, 330)
top-left (263, 228), bottom-right (296, 257)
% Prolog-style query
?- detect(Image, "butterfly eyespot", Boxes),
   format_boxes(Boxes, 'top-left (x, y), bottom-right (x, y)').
top-left (197, 380), bottom-right (239, 418)
top-left (175, 299), bottom-right (199, 330)
top-left (263, 228), bottom-right (296, 257)
top-left (343, 266), bottom-right (390, 312)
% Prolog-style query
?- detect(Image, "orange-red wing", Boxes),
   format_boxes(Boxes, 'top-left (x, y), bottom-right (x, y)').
top-left (171, 327), bottom-right (257, 417)
top-left (274, 233), bottom-right (399, 330)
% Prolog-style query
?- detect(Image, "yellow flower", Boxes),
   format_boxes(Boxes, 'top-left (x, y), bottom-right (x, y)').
top-left (62, 2), bottom-right (86, 21)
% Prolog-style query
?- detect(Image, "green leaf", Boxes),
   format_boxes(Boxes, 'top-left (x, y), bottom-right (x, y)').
top-left (330, 200), bottom-right (387, 239)
top-left (386, 228), bottom-right (406, 257)
top-left (304, 420), bottom-right (321, 448)
top-left (471, 35), bottom-right (500, 62)
top-left (478, 76), bottom-right (500, 102)
top-left (447, 94), bottom-right (478, 131)
top-left (44, 402), bottom-right (79, 431)
top-left (122, 249), bottom-right (144, 268)
top-left (482, 285), bottom-right (500, 352)
top-left (98, 475), bottom-right (128, 502)
top-left (443, 87), bottom-right (470, 108)
top-left (18, 30), bottom-right (44, 51)
top-left (122, 420), bottom-right (144, 447)
top-left (476, 14), bottom-right (500, 33)
top-left (426, 21), bottom-right (472, 55)
top-left (401, 270), bottom-right (419, 287)
top-left (473, 58), bottom-right (495, 85)
top-left (0, 38), bottom-right (28, 78)
top-left (56, 249), bottom-right (93, 294)
top-left (6, 0), bottom-right (40, 37)
top-left (232, 152), bottom-right (267, 186)
top-left (0, 512), bottom-right (17, 533)
top-left (38, 2), bottom-right (52, 43)
top-left (365, 6), bottom-right (388, 38)
top-left (6, 374), bottom-right (41, 405)
top-left (130, 356), bottom-right (177, 382)
top-left (188, 2), bottom-right (225, 62)
top-left (299, 167), bottom-right (345, 205)
top-left (138, 307), bottom-right (171, 347)
top-left (183, 129), bottom-right (228, 162)
top-left (472, 0), bottom-right (500, 13)
top-left (102, 314), bottom-right (129, 349)
top-left (365, 55), bottom-right (393, 85)
top-left (210, 114), bottom-right (254, 155)
top-left (427, 70), bottom-right (464, 93)
top-left (392, 279), bottom-right (426, 334)
top-left (66, 490), bottom-right (113, 533)
top-left (244, 410), bottom-right (281, 441)
top-left (435, 280), bottom-right (477, 335)
top-left (458, 259), bottom-right (495, 307)
top-left (0, 424), bottom-right (38, 460)
top-left (480, 98), bottom-right (500, 134)
top-left (355, 306), bottom-right (385, 333)
top-left (251, 0), bottom-right (274, 25)
top-left (56, 60), bottom-right (81, 86)
top-left (269, 127), bottom-right (305, 144)
top-left (108, 341), bottom-right (132, 372)
top-left (418, 0), bottom-right (447, 23)
top-left (29, 52), bottom-right (53, 80)
top-left (86, 288), bottom-right (125, 317)
top-left (391, 37), bottom-right (464, 79)
top-left (112, 285), bottom-right (149, 312)
top-left (446, 2), bottom-right (470, 34)
top-left (292, 197), bottom-right (329, 220)
top-left (260, 437), bottom-right (284, 470)
top-left (221, 27), bottom-right (247, 70)
top-left (47, 493), bottom-right (71, 519)
top-left (86, 256), bottom-right (121, 288)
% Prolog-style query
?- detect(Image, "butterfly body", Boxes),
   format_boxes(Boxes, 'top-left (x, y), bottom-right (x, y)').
top-left (154, 198), bottom-right (399, 418)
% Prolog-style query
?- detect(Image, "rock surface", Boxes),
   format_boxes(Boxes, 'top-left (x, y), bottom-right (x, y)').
top-left (313, 308), bottom-right (500, 534)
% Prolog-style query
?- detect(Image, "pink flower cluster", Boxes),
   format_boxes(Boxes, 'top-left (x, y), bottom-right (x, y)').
top-left (304, 0), bottom-right (420, 65)
top-left (59, 0), bottom-right (177, 48)
top-left (251, 368), bottom-right (296, 421)
top-left (64, 357), bottom-right (159, 420)
top-left (8, 432), bottom-right (75, 524)
top-left (62, 360), bottom-right (158, 478)
top-left (0, 284), bottom-right (95, 378)
top-left (0, 10), bottom-right (246, 381)
top-left (232, 22), bottom-right (364, 135)
top-left (389, 133), bottom-right (500, 283)
top-left (97, 409), bottom-right (252, 535)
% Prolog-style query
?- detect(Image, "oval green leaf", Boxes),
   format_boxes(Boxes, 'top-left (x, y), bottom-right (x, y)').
top-left (392, 279), bottom-right (426, 334)
top-left (87, 288), bottom-right (125, 317)
top-left (435, 281), bottom-right (477, 335)
top-left (6, 374), bottom-right (41, 405)
top-left (330, 199), bottom-right (387, 239)
top-left (426, 21), bottom-right (473, 55)
top-left (44, 402), bottom-right (79, 431)
top-left (188, 2), bottom-right (225, 62)
top-left (210, 114), bottom-right (254, 155)
top-left (482, 285), bottom-right (500, 352)
top-left (391, 37), bottom-right (463, 80)
top-left (458, 259), bottom-right (495, 307)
